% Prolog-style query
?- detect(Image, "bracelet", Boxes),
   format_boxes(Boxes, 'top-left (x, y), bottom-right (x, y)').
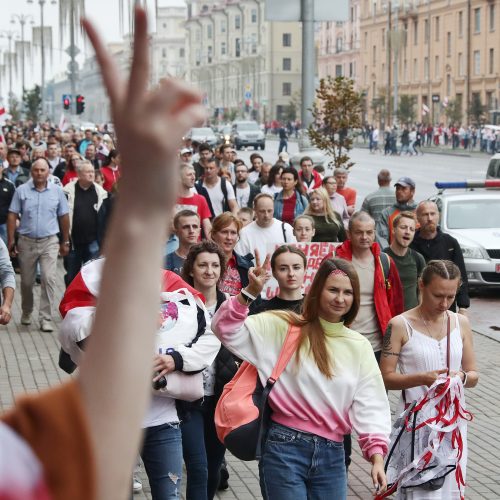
top-left (460, 370), bottom-right (468, 386)
top-left (240, 288), bottom-right (257, 305)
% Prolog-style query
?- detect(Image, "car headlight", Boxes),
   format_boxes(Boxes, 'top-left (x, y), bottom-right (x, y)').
top-left (461, 245), bottom-right (484, 259)
top-left (224, 134), bottom-right (230, 140)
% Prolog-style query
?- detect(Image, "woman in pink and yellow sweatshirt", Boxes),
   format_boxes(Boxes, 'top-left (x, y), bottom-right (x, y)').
top-left (212, 254), bottom-right (391, 499)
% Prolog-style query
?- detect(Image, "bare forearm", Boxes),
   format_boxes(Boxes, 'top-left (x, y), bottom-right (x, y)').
top-left (383, 371), bottom-right (426, 390)
top-left (2, 287), bottom-right (14, 308)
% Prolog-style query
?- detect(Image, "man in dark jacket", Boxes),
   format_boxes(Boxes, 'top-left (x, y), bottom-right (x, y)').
top-left (411, 200), bottom-right (470, 313)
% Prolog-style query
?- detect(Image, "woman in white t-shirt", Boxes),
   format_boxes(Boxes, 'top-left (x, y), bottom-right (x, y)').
top-left (261, 164), bottom-right (283, 196)
top-left (181, 241), bottom-right (239, 500)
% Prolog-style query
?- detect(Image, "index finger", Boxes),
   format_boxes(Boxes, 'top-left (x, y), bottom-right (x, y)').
top-left (254, 248), bottom-right (261, 268)
top-left (126, 6), bottom-right (150, 106)
top-left (81, 17), bottom-right (125, 109)
top-left (262, 253), bottom-right (271, 271)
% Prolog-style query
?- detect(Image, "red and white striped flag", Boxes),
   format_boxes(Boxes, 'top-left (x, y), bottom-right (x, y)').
top-left (422, 104), bottom-right (430, 113)
top-left (58, 112), bottom-right (70, 132)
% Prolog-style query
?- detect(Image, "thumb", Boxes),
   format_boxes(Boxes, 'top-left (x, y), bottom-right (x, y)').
top-left (437, 368), bottom-right (448, 374)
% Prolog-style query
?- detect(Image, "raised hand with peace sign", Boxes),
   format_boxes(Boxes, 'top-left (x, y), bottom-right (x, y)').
top-left (237, 249), bottom-right (271, 305)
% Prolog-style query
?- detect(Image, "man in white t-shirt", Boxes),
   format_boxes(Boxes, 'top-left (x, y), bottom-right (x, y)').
top-left (198, 158), bottom-right (238, 216)
top-left (236, 193), bottom-right (296, 261)
top-left (233, 162), bottom-right (259, 208)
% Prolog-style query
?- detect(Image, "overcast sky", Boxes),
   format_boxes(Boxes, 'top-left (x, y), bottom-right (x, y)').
top-left (0, 0), bottom-right (185, 103)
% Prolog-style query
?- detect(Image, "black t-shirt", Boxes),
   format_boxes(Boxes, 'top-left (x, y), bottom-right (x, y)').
top-left (71, 183), bottom-right (98, 245)
top-left (0, 178), bottom-right (15, 224)
top-left (251, 296), bottom-right (304, 314)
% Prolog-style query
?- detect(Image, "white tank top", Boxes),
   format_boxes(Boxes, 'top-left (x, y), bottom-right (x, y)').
top-left (398, 312), bottom-right (463, 405)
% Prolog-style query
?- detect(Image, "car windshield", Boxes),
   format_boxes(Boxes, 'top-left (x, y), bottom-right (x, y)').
top-left (193, 128), bottom-right (214, 135)
top-left (487, 158), bottom-right (500, 178)
top-left (447, 198), bottom-right (500, 229)
top-left (235, 123), bottom-right (259, 131)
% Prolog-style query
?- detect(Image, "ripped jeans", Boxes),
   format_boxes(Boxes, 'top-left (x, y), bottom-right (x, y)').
top-left (141, 422), bottom-right (182, 500)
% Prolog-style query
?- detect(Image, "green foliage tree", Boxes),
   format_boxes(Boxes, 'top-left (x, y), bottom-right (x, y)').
top-left (8, 95), bottom-right (21, 122)
top-left (23, 85), bottom-right (42, 123)
top-left (308, 76), bottom-right (362, 169)
top-left (284, 91), bottom-right (301, 123)
top-left (226, 107), bottom-right (239, 122)
top-left (444, 99), bottom-right (463, 125)
top-left (397, 95), bottom-right (416, 124)
top-left (468, 94), bottom-right (487, 125)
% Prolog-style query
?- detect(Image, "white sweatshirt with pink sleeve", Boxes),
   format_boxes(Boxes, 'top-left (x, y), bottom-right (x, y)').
top-left (212, 296), bottom-right (391, 460)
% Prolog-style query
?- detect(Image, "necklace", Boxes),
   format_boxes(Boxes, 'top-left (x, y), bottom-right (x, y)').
top-left (419, 308), bottom-right (446, 340)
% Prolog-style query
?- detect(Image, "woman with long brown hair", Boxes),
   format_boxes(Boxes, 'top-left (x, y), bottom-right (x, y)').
top-left (212, 254), bottom-right (391, 499)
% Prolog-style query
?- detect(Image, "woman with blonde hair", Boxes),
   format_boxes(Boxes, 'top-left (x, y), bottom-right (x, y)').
top-left (304, 187), bottom-right (346, 242)
top-left (212, 254), bottom-right (391, 499)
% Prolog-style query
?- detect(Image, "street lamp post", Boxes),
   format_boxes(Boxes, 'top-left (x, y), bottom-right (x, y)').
top-left (11, 14), bottom-right (34, 97)
top-left (0, 30), bottom-right (18, 107)
top-left (28, 0), bottom-right (56, 118)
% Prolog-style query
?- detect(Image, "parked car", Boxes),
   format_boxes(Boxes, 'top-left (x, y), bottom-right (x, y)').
top-left (231, 121), bottom-right (265, 150)
top-left (431, 180), bottom-right (500, 288)
top-left (186, 127), bottom-right (218, 148)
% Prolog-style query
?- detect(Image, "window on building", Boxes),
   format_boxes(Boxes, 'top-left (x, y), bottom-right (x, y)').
top-left (235, 38), bottom-right (241, 57)
top-left (486, 91), bottom-right (494, 110)
top-left (403, 59), bottom-right (407, 81)
top-left (207, 46), bottom-right (212, 64)
top-left (490, 4), bottom-right (495, 31)
top-left (364, 64), bottom-right (368, 84)
top-left (195, 29), bottom-right (201, 42)
top-left (283, 82), bottom-right (292, 96)
top-left (474, 50), bottom-right (480, 75)
top-left (221, 42), bottom-right (226, 56)
top-left (163, 23), bottom-right (166, 28)
top-left (221, 20), bottom-right (226, 33)
top-left (413, 58), bottom-right (418, 79)
top-left (372, 45), bottom-right (376, 65)
top-left (424, 19), bottom-right (429, 43)
top-left (283, 33), bottom-right (292, 47)
top-left (458, 11), bottom-right (463, 37)
top-left (207, 24), bottom-right (212, 39)
top-left (489, 48), bottom-right (494, 74)
top-left (335, 64), bottom-right (343, 77)
top-left (251, 8), bottom-right (257, 23)
top-left (283, 58), bottom-right (291, 71)
top-left (413, 20), bottom-right (418, 45)
top-left (251, 33), bottom-right (257, 54)
top-left (474, 8), bottom-right (481, 33)
top-left (195, 49), bottom-right (201, 66)
top-left (336, 37), bottom-right (343, 52)
top-left (382, 28), bottom-right (385, 48)
top-left (434, 55), bottom-right (440, 77)
top-left (458, 53), bottom-right (464, 76)
top-left (349, 62), bottom-right (353, 78)
top-left (435, 16), bottom-right (440, 41)
top-left (235, 15), bottom-right (241, 30)
top-left (162, 48), bottom-right (166, 58)
top-left (364, 31), bottom-right (368, 50)
top-left (446, 74), bottom-right (451, 96)
top-left (424, 57), bottom-right (429, 79)
top-left (456, 93), bottom-right (463, 111)
top-left (180, 48), bottom-right (185, 58)
top-left (447, 32), bottom-right (451, 56)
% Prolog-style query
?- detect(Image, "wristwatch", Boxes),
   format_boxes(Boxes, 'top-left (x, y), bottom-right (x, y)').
top-left (240, 289), bottom-right (257, 305)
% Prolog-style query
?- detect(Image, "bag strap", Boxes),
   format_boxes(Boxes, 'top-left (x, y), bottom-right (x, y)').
top-left (281, 221), bottom-right (287, 243)
top-left (446, 312), bottom-right (451, 375)
top-left (268, 324), bottom-right (300, 386)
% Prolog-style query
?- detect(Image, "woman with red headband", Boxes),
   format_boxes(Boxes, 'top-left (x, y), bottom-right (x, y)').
top-left (212, 253), bottom-right (391, 499)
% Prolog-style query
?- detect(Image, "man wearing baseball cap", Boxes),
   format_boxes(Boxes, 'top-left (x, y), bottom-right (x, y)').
top-left (180, 148), bottom-right (193, 164)
top-left (376, 176), bottom-right (417, 249)
top-left (5, 148), bottom-right (30, 187)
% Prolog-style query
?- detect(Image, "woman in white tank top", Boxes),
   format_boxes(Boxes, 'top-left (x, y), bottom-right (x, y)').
top-left (380, 260), bottom-right (478, 499)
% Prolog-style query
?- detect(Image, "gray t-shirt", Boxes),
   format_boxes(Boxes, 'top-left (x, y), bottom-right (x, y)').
top-left (165, 252), bottom-right (186, 276)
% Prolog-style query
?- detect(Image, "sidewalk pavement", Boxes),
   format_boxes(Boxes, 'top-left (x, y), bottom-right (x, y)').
top-left (1, 263), bottom-right (499, 499)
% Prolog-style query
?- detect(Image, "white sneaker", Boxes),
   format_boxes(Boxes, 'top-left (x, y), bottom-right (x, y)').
top-left (40, 319), bottom-right (54, 332)
top-left (133, 475), bottom-right (142, 493)
top-left (21, 313), bottom-right (31, 325)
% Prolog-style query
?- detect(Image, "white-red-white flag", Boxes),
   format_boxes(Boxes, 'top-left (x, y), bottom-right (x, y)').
top-left (58, 112), bottom-right (70, 132)
top-left (442, 97), bottom-right (449, 108)
top-left (422, 104), bottom-right (430, 113)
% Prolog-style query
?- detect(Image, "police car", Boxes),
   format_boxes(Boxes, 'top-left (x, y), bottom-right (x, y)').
top-left (432, 180), bottom-right (500, 288)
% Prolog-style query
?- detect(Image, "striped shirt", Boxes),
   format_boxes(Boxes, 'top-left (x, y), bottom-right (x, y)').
top-left (361, 186), bottom-right (396, 224)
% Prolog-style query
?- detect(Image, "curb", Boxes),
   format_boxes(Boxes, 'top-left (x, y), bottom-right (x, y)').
top-left (472, 327), bottom-right (500, 343)
top-left (351, 144), bottom-right (486, 159)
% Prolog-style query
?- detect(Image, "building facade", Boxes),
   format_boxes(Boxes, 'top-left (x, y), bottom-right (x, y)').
top-left (317, 0), bottom-right (361, 83)
top-left (185, 0), bottom-right (302, 123)
top-left (360, 0), bottom-right (500, 125)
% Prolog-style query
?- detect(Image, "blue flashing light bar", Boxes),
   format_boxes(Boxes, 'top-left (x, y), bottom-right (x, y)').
top-left (435, 180), bottom-right (500, 189)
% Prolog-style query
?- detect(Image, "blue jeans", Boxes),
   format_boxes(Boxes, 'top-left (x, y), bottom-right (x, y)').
top-left (141, 422), bottom-right (183, 500)
top-left (181, 397), bottom-right (227, 500)
top-left (0, 224), bottom-right (7, 245)
top-left (259, 422), bottom-right (347, 500)
top-left (278, 139), bottom-right (288, 153)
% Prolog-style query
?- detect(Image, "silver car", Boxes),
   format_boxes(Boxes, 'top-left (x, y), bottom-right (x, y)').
top-left (186, 127), bottom-right (217, 148)
top-left (432, 188), bottom-right (500, 287)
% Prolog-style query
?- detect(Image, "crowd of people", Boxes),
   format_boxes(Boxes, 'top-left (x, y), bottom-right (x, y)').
top-left (363, 122), bottom-right (500, 155)
top-left (0, 8), bottom-right (479, 500)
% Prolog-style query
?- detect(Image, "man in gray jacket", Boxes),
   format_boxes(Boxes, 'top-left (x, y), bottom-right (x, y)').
top-left (0, 238), bottom-right (16, 325)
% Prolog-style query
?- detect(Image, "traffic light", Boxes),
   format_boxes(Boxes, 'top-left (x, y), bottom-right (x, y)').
top-left (76, 94), bottom-right (85, 115)
top-left (63, 94), bottom-right (71, 110)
